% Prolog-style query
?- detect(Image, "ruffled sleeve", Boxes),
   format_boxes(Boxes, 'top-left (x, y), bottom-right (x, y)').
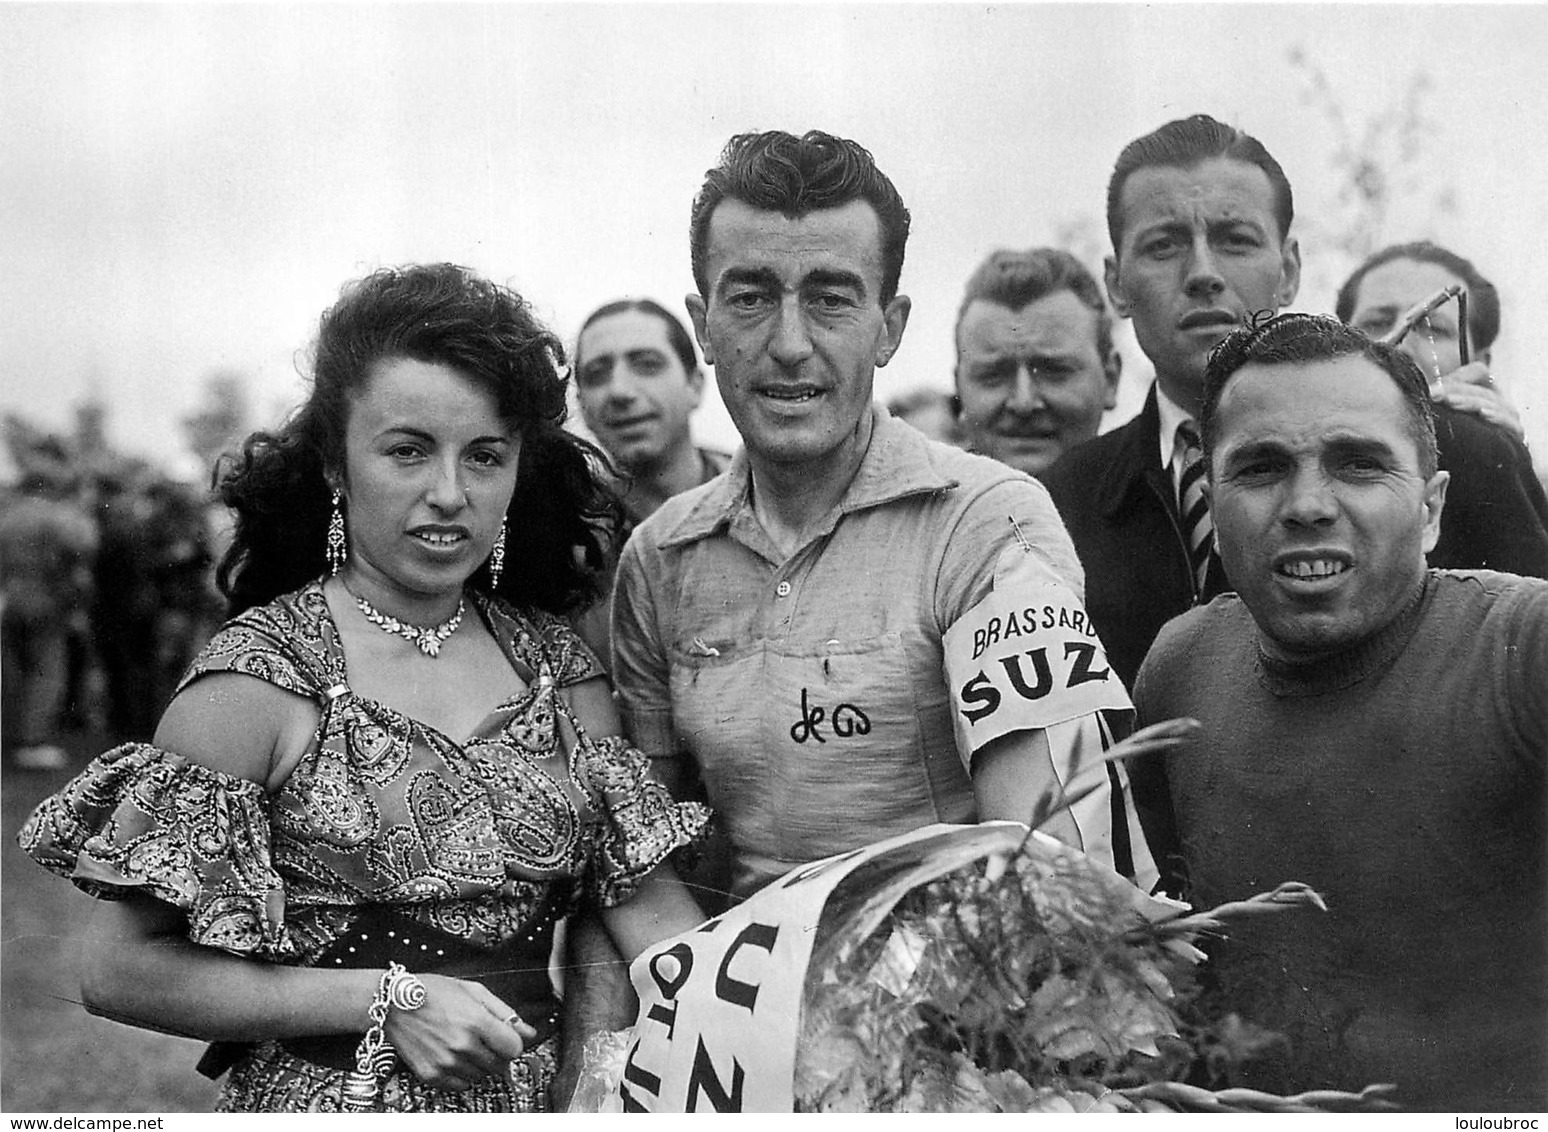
top-left (17, 743), bottom-right (292, 959)
top-left (576, 734), bottom-right (712, 908)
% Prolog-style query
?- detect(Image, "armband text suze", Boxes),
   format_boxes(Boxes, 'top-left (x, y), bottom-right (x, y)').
top-left (959, 642), bottom-right (1113, 725)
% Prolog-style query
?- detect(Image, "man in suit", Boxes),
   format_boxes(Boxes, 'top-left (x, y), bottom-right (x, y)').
top-left (1041, 114), bottom-right (1299, 696)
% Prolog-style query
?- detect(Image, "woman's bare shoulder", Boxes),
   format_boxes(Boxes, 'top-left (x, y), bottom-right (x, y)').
top-left (154, 672), bottom-right (320, 791)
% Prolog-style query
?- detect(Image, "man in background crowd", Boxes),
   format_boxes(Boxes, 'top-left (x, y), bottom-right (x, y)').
top-left (0, 474), bottom-right (97, 770)
top-left (570, 298), bottom-right (731, 658)
top-left (952, 247), bottom-right (1121, 478)
top-left (1336, 240), bottom-right (1548, 573)
top-left (91, 470), bottom-right (223, 742)
top-left (1041, 114), bottom-right (1299, 698)
top-left (1338, 239), bottom-right (1525, 440)
top-left (574, 298), bottom-right (731, 525)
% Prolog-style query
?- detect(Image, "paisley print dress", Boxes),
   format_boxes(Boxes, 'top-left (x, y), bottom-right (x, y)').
top-left (19, 581), bottom-right (710, 1112)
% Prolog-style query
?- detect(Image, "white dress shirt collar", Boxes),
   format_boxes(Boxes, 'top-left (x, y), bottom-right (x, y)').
top-left (1155, 382), bottom-right (1196, 473)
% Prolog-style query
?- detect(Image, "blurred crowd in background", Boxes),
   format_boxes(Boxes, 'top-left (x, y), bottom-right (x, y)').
top-left (0, 399), bottom-right (236, 771)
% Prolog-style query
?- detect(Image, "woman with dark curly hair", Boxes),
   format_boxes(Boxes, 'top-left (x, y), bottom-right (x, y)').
top-left (19, 263), bottom-right (709, 1112)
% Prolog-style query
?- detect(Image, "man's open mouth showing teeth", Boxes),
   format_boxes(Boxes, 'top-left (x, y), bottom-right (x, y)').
top-left (1279, 559), bottom-right (1347, 579)
top-left (761, 386), bottom-right (821, 401)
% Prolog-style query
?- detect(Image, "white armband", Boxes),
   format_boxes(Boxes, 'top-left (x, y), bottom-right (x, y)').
top-left (943, 537), bottom-right (1131, 765)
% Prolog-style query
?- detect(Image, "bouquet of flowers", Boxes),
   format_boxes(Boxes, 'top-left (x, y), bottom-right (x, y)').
top-left (571, 818), bottom-right (1396, 1113)
top-left (792, 824), bottom-right (1393, 1113)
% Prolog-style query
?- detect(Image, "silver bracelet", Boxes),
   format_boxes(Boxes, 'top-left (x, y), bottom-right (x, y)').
top-left (340, 962), bottom-right (426, 1112)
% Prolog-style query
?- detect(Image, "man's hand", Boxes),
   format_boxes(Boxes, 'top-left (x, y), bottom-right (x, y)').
top-left (1433, 362), bottom-right (1525, 442)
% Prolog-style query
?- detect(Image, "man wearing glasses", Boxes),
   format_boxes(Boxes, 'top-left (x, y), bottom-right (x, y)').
top-left (1337, 240), bottom-right (1548, 575)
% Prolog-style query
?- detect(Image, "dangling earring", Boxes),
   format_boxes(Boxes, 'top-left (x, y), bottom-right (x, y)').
top-left (488, 520), bottom-right (507, 589)
top-left (327, 489), bottom-right (347, 575)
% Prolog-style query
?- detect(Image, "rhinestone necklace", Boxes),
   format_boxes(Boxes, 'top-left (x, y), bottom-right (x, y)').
top-left (350, 590), bottom-right (465, 658)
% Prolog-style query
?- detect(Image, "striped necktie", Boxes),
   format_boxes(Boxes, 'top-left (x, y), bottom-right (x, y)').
top-left (1175, 419), bottom-right (1214, 595)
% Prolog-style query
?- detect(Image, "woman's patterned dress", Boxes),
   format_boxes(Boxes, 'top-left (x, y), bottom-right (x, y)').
top-left (19, 581), bottom-right (709, 1111)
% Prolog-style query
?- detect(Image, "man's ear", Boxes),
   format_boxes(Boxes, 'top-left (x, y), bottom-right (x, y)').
top-left (1276, 235), bottom-right (1302, 308)
top-left (1104, 255), bottom-right (1130, 318)
top-left (1102, 349), bottom-right (1122, 411)
top-left (875, 294), bottom-right (912, 367)
top-left (684, 293), bottom-right (713, 366)
top-left (1421, 469), bottom-right (1450, 555)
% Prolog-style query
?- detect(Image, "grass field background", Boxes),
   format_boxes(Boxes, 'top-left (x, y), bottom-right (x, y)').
top-left (2, 733), bottom-right (220, 1113)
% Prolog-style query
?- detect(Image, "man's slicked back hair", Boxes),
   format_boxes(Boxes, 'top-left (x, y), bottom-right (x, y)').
top-left (1106, 114), bottom-right (1294, 251)
top-left (955, 247), bottom-right (1115, 360)
top-left (690, 130), bottom-right (912, 306)
top-left (1334, 240), bottom-right (1501, 354)
top-left (1200, 312), bottom-right (1439, 479)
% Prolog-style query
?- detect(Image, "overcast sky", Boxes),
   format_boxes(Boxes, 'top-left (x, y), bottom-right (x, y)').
top-left (5, 3), bottom-right (1546, 474)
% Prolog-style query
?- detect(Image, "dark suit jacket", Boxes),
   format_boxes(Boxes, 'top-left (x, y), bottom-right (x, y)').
top-left (1429, 404), bottom-right (1548, 575)
top-left (1040, 388), bottom-right (1225, 694)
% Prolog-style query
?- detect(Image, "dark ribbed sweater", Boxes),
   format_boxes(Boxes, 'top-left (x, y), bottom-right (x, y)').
top-left (1135, 571), bottom-right (1548, 1111)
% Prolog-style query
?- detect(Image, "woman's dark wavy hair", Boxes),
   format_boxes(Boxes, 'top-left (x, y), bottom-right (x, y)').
top-left (215, 263), bottom-right (623, 617)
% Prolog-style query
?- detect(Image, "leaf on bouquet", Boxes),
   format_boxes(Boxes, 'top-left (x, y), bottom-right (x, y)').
top-left (1027, 968), bottom-right (1178, 1061)
top-left (978, 1065), bottom-right (1040, 1111)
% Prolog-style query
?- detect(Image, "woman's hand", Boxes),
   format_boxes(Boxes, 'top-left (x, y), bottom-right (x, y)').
top-left (383, 974), bottom-right (537, 1092)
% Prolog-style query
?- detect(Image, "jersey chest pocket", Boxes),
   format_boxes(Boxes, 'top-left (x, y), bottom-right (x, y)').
top-left (667, 632), bottom-right (967, 869)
